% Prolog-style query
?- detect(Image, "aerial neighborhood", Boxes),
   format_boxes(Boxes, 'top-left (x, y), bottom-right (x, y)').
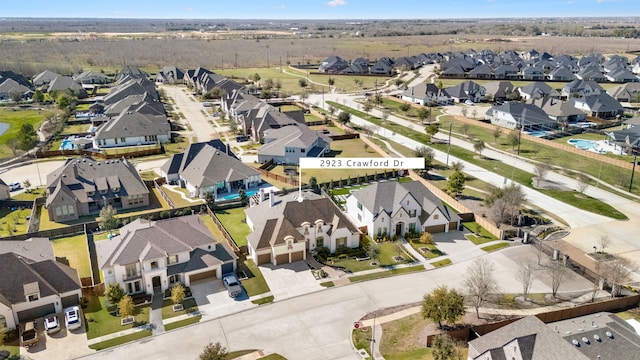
top-left (1, 15), bottom-right (640, 360)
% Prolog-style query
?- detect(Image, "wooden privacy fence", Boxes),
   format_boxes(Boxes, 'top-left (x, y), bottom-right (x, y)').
top-left (205, 204), bottom-right (241, 254)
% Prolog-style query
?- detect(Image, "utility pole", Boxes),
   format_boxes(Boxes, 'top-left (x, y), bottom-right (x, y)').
top-left (517, 126), bottom-right (522, 156)
top-left (370, 313), bottom-right (377, 358)
top-left (446, 122), bottom-right (453, 166)
top-left (630, 155), bottom-right (637, 193)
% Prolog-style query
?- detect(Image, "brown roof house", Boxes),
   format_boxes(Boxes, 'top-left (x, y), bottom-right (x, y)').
top-left (96, 215), bottom-right (237, 295)
top-left (245, 191), bottom-right (360, 266)
top-left (0, 238), bottom-right (81, 331)
top-left (45, 157), bottom-right (149, 222)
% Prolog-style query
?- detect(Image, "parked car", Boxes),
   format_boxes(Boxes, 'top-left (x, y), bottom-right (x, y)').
top-left (8, 182), bottom-right (21, 191)
top-left (20, 320), bottom-right (38, 348)
top-left (44, 314), bottom-right (61, 335)
top-left (64, 306), bottom-right (82, 331)
top-left (222, 274), bottom-right (243, 298)
top-left (464, 99), bottom-right (475, 106)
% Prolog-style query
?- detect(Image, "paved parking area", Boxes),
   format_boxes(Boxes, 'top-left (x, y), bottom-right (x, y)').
top-left (21, 314), bottom-right (92, 360)
top-left (190, 279), bottom-right (255, 320)
top-left (259, 261), bottom-right (323, 300)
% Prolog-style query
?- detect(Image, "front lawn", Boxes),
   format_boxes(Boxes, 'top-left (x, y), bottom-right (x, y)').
top-left (408, 242), bottom-right (443, 259)
top-left (251, 295), bottom-right (274, 305)
top-left (462, 221), bottom-right (499, 245)
top-left (482, 243), bottom-right (510, 252)
top-left (161, 298), bottom-right (198, 320)
top-left (164, 315), bottom-right (202, 331)
top-left (51, 233), bottom-right (92, 278)
top-left (238, 259), bottom-right (270, 296)
top-left (329, 241), bottom-right (415, 273)
top-left (88, 330), bottom-right (152, 350)
top-left (430, 259), bottom-right (452, 268)
top-left (348, 265), bottom-right (425, 282)
top-left (215, 207), bottom-right (250, 247)
top-left (84, 295), bottom-right (150, 339)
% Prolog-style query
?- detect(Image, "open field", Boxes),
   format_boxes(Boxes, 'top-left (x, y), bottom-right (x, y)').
top-left (0, 108), bottom-right (49, 158)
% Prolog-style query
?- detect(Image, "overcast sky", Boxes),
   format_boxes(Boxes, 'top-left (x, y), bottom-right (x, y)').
top-left (2, 0), bottom-right (638, 19)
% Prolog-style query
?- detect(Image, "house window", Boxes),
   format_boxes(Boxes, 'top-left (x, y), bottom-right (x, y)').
top-left (301, 149), bottom-right (305, 153)
top-left (151, 261), bottom-right (158, 269)
top-left (125, 264), bottom-right (138, 278)
top-left (114, 138), bottom-right (118, 144)
top-left (169, 274), bottom-right (180, 285)
top-left (121, 137), bottom-right (126, 143)
top-left (167, 255), bottom-right (178, 265)
top-left (409, 209), bottom-right (416, 217)
top-left (336, 237), bottom-right (347, 248)
top-left (357, 214), bottom-right (362, 221)
top-left (27, 294), bottom-right (39, 302)
top-left (433, 214), bottom-right (439, 220)
top-left (409, 223), bottom-right (416, 233)
top-left (316, 237), bottom-right (324, 248)
top-left (357, 202), bottom-right (363, 210)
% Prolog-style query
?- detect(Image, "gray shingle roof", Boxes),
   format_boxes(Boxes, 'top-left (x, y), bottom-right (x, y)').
top-left (0, 237), bottom-right (55, 262)
top-left (259, 124), bottom-right (331, 157)
top-left (177, 145), bottom-right (260, 188)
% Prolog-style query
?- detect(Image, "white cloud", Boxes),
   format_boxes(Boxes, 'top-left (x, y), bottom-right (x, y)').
top-left (326, 0), bottom-right (347, 7)
top-left (277, 4), bottom-right (287, 9)
top-left (183, 7), bottom-right (193, 12)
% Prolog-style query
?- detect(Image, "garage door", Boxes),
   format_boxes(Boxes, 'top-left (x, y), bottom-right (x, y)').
top-left (290, 251), bottom-right (304, 262)
top-left (423, 224), bottom-right (446, 234)
top-left (189, 269), bottom-right (216, 283)
top-left (449, 221), bottom-right (459, 232)
top-left (17, 303), bottom-right (55, 322)
top-left (275, 253), bottom-right (289, 265)
top-left (257, 253), bottom-right (271, 265)
top-left (61, 294), bottom-right (80, 308)
top-left (221, 263), bottom-right (234, 275)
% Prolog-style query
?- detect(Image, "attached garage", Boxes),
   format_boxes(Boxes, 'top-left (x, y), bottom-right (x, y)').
top-left (423, 224), bottom-right (446, 234)
top-left (256, 253), bottom-right (271, 265)
top-left (275, 253), bottom-right (289, 265)
top-left (189, 269), bottom-right (216, 283)
top-left (290, 251), bottom-right (304, 262)
top-left (61, 294), bottom-right (80, 308)
top-left (449, 221), bottom-right (459, 232)
top-left (17, 303), bottom-right (55, 322)
top-left (221, 262), bottom-right (234, 275)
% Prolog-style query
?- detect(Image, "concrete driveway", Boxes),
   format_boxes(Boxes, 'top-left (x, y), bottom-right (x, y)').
top-left (432, 230), bottom-right (485, 263)
top-left (190, 279), bottom-right (256, 320)
top-left (22, 314), bottom-right (92, 360)
top-left (259, 261), bottom-right (323, 300)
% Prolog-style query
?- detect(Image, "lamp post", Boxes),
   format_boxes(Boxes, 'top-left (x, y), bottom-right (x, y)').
top-left (446, 122), bottom-right (452, 166)
top-left (629, 154), bottom-right (637, 193)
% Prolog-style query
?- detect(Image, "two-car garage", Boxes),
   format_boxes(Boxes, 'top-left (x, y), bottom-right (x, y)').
top-left (188, 269), bottom-right (217, 283)
top-left (17, 303), bottom-right (55, 322)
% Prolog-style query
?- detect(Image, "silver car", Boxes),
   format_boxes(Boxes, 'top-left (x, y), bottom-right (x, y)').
top-left (44, 314), bottom-right (61, 335)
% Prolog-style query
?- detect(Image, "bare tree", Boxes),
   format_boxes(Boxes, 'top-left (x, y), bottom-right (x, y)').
top-left (591, 261), bottom-right (602, 302)
top-left (460, 123), bottom-right (470, 137)
top-left (603, 257), bottom-right (635, 297)
top-left (534, 160), bottom-right (552, 187)
top-left (492, 127), bottom-right (502, 144)
top-left (464, 258), bottom-right (499, 318)
top-left (545, 260), bottom-right (570, 297)
top-left (461, 107), bottom-right (468, 118)
top-left (473, 139), bottom-right (485, 157)
top-left (515, 262), bottom-right (535, 299)
top-left (598, 235), bottom-right (611, 254)
top-left (577, 173), bottom-right (590, 194)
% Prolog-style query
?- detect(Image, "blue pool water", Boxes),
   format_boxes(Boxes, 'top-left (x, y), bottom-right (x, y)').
top-left (60, 139), bottom-right (74, 150)
top-left (526, 130), bottom-right (553, 138)
top-left (220, 189), bottom-right (259, 201)
top-left (568, 139), bottom-right (598, 150)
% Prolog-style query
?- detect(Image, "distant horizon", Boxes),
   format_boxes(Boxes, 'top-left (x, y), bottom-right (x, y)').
top-left (1, 16), bottom-right (639, 21)
top-left (1, 0), bottom-right (638, 20)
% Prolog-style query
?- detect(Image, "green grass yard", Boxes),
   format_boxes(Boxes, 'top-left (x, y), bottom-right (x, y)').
top-left (238, 259), bottom-right (271, 297)
top-left (83, 295), bottom-right (150, 340)
top-left (0, 208), bottom-right (32, 236)
top-left (51, 233), bottom-right (92, 278)
top-left (348, 265), bottom-right (425, 282)
top-left (0, 108), bottom-right (49, 158)
top-left (214, 207), bottom-right (250, 247)
top-left (88, 330), bottom-right (152, 350)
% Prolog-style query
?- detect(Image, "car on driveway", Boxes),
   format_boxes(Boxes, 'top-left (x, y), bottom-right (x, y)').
top-left (222, 274), bottom-right (243, 298)
top-left (464, 99), bottom-right (475, 106)
top-left (44, 314), bottom-right (61, 335)
top-left (64, 306), bottom-right (82, 331)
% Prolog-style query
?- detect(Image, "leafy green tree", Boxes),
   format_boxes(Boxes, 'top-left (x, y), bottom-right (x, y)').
top-left (10, 90), bottom-right (21, 102)
top-left (99, 204), bottom-right (119, 234)
top-left (204, 87), bottom-right (226, 100)
top-left (417, 107), bottom-right (429, 124)
top-left (298, 78), bottom-right (308, 88)
top-left (118, 295), bottom-right (135, 318)
top-left (171, 283), bottom-right (186, 305)
top-left (32, 89), bottom-right (45, 103)
top-left (426, 123), bottom-right (440, 138)
top-left (56, 94), bottom-right (71, 110)
top-left (415, 145), bottom-right (435, 176)
top-left (421, 286), bottom-right (465, 329)
top-left (262, 78), bottom-right (274, 90)
top-left (105, 282), bottom-right (125, 306)
top-left (399, 102), bottom-right (411, 114)
top-left (308, 176), bottom-right (319, 193)
top-left (432, 333), bottom-right (456, 360)
top-left (447, 170), bottom-right (466, 198)
top-left (205, 191), bottom-right (215, 208)
top-left (337, 111), bottom-right (351, 124)
top-left (373, 93), bottom-right (383, 106)
top-left (252, 73), bottom-right (261, 83)
top-left (328, 77), bottom-right (335, 86)
top-left (198, 342), bottom-right (228, 360)
top-left (18, 124), bottom-right (37, 151)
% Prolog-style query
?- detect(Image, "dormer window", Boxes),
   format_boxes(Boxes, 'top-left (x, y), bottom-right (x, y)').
top-left (27, 293), bottom-right (39, 302)
top-left (87, 190), bottom-right (95, 196)
top-left (100, 189), bottom-right (108, 195)
top-left (112, 187), bottom-right (120, 193)
top-left (24, 282), bottom-right (40, 302)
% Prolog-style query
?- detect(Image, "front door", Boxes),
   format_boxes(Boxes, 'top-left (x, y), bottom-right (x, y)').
top-left (152, 276), bottom-right (161, 290)
top-left (395, 222), bottom-right (404, 237)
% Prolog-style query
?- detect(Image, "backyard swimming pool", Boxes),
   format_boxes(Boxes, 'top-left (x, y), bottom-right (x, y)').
top-left (60, 139), bottom-right (74, 150)
top-left (220, 189), bottom-right (259, 201)
top-left (568, 138), bottom-right (599, 151)
top-left (525, 130), bottom-right (554, 138)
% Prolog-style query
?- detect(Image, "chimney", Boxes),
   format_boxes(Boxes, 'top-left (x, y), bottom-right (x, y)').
top-left (269, 189), bottom-right (275, 207)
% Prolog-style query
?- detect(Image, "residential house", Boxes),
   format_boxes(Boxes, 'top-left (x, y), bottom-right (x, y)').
top-left (486, 102), bottom-right (557, 131)
top-left (603, 55), bottom-right (628, 73)
top-left (440, 65), bottom-right (467, 78)
top-left (45, 157), bottom-right (149, 222)
top-left (345, 181), bottom-right (461, 239)
top-left (116, 65), bottom-right (149, 82)
top-left (518, 82), bottom-right (560, 100)
top-left (257, 124), bottom-right (331, 165)
top-left (493, 64), bottom-right (520, 80)
top-left (245, 191), bottom-right (360, 265)
top-left (608, 82), bottom-right (640, 103)
top-left (102, 92), bottom-right (161, 117)
top-left (606, 125), bottom-right (640, 154)
top-left (0, 238), bottom-right (81, 331)
top-left (184, 67), bottom-right (213, 88)
top-left (97, 215), bottom-right (238, 295)
top-left (0, 71), bottom-right (32, 89)
top-left (319, 56), bottom-right (350, 74)
top-left (468, 313), bottom-right (640, 360)
top-left (576, 64), bottom-right (606, 82)
top-left (468, 64), bottom-right (493, 79)
top-left (573, 93), bottom-right (623, 119)
top-left (160, 141), bottom-right (261, 199)
top-left (46, 76), bottom-right (86, 97)
top-left (561, 80), bottom-right (604, 99)
top-left (0, 78), bottom-right (32, 101)
top-left (444, 80), bottom-right (486, 103)
top-left (483, 81), bottom-right (516, 102)
top-left (521, 66), bottom-right (545, 80)
top-left (103, 77), bottom-right (158, 106)
top-left (605, 68), bottom-right (638, 83)
top-left (529, 97), bottom-right (586, 123)
top-left (93, 102), bottom-right (171, 148)
top-left (401, 83), bottom-right (451, 106)
top-left (32, 70), bottom-right (61, 87)
top-left (0, 178), bottom-right (9, 200)
top-left (154, 66), bottom-right (185, 84)
top-left (393, 56), bottom-right (422, 71)
top-left (548, 66), bottom-right (575, 81)
top-left (73, 71), bottom-right (110, 85)
top-left (369, 57), bottom-right (394, 75)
